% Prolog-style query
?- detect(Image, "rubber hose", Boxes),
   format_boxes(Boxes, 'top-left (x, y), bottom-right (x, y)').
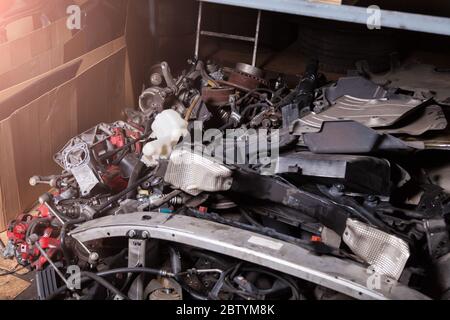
top-left (46, 267), bottom-right (174, 300)
top-left (60, 217), bottom-right (87, 265)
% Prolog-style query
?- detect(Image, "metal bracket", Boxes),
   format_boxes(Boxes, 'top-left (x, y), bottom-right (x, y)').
top-left (70, 212), bottom-right (430, 300)
top-left (127, 238), bottom-right (147, 300)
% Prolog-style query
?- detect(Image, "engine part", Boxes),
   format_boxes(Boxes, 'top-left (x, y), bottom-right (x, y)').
top-left (6, 209), bottom-right (61, 270)
top-left (280, 60), bottom-right (321, 128)
top-left (201, 87), bottom-right (235, 107)
top-left (142, 110), bottom-right (189, 166)
top-left (69, 212), bottom-right (428, 300)
top-left (227, 63), bottom-right (267, 91)
top-left (271, 152), bottom-right (392, 196)
top-left (291, 60), bottom-right (319, 113)
top-left (343, 219), bottom-right (410, 280)
top-left (139, 86), bottom-right (170, 114)
top-left (231, 169), bottom-right (349, 235)
top-left (235, 63), bottom-right (265, 79)
top-left (164, 149), bottom-right (233, 196)
top-left (29, 175), bottom-right (62, 188)
top-left (54, 122), bottom-right (138, 168)
top-left (53, 121), bottom-right (142, 196)
top-left (324, 76), bottom-right (388, 103)
top-left (146, 278), bottom-right (183, 300)
top-left (434, 253), bottom-right (450, 299)
top-left (302, 121), bottom-right (419, 154)
top-left (7, 58), bottom-right (449, 301)
top-left (294, 96), bottom-right (427, 134)
top-left (424, 219), bottom-right (450, 259)
top-left (67, 144), bottom-right (101, 196)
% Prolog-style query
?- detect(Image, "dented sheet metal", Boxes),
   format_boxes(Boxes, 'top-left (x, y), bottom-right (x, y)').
top-left (294, 95), bottom-right (426, 133)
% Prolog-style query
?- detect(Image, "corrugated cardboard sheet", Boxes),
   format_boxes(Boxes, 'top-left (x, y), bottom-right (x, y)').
top-left (0, 0), bottom-right (130, 92)
top-left (0, 37), bottom-right (126, 121)
top-left (0, 17), bottom-right (74, 75)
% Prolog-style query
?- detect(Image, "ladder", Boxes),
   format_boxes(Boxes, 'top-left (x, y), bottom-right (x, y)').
top-left (194, 1), bottom-right (262, 67)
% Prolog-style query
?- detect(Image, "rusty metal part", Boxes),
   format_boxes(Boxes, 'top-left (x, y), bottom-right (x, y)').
top-left (227, 69), bottom-right (267, 91)
top-left (201, 87), bottom-right (235, 107)
top-left (222, 62), bottom-right (268, 91)
top-left (235, 63), bottom-right (265, 78)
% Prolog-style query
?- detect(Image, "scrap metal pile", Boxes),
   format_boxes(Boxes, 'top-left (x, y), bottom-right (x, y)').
top-left (3, 59), bottom-right (450, 300)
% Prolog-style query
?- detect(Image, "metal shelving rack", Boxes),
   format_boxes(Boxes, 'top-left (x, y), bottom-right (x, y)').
top-left (195, 2), bottom-right (262, 66)
top-left (201, 0), bottom-right (450, 37)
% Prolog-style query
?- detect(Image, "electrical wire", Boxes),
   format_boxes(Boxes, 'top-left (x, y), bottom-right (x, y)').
top-left (0, 264), bottom-right (28, 277)
top-left (184, 94), bottom-right (201, 121)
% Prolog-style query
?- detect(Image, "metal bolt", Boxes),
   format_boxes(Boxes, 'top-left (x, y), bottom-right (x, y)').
top-left (88, 252), bottom-right (99, 264)
top-left (150, 73), bottom-right (163, 86)
top-left (38, 192), bottom-right (52, 205)
top-left (128, 230), bottom-right (137, 238)
top-left (142, 231), bottom-right (150, 239)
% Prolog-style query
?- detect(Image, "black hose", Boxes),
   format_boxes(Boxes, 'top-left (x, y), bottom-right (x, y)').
top-left (111, 148), bottom-right (130, 166)
top-left (375, 204), bottom-right (426, 219)
top-left (316, 185), bottom-right (385, 228)
top-left (81, 272), bottom-right (129, 300)
top-left (236, 88), bottom-right (276, 105)
top-left (166, 248), bottom-right (211, 300)
top-left (96, 170), bottom-right (156, 214)
top-left (272, 90), bottom-right (298, 109)
top-left (60, 217), bottom-right (87, 265)
top-left (46, 267), bottom-right (174, 300)
top-left (239, 208), bottom-right (263, 228)
top-left (99, 135), bottom-right (146, 162)
top-left (126, 161), bottom-right (144, 199)
top-left (25, 218), bottom-right (50, 239)
top-left (241, 103), bottom-right (268, 119)
top-left (125, 120), bottom-right (153, 200)
top-left (178, 282), bottom-right (209, 300)
top-left (237, 266), bottom-right (302, 300)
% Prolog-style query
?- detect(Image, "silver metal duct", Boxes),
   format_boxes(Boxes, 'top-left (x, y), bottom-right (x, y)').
top-left (343, 219), bottom-right (410, 280)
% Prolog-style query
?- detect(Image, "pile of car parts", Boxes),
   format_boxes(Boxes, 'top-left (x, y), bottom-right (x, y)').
top-left (2, 59), bottom-right (450, 300)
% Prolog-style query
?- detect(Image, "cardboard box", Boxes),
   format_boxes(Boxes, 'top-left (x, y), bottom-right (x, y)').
top-left (0, 17), bottom-right (74, 75)
top-left (4, 16), bottom-right (35, 43)
top-left (0, 0), bottom-right (149, 231)
top-left (0, 0), bottom-right (131, 92)
top-left (0, 37), bottom-right (128, 230)
top-left (0, 36), bottom-right (127, 123)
